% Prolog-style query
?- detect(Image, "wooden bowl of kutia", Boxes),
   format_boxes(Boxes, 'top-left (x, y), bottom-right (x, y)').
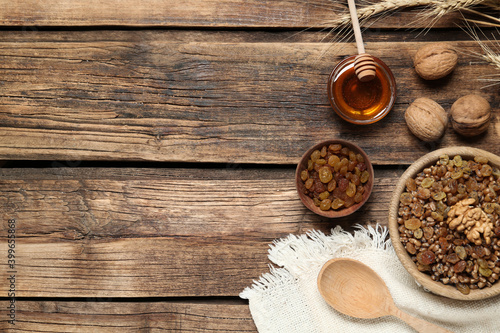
top-left (389, 147), bottom-right (500, 300)
top-left (295, 139), bottom-right (374, 218)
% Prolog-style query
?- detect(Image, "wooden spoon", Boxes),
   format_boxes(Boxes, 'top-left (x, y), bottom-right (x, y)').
top-left (347, 0), bottom-right (376, 82)
top-left (317, 258), bottom-right (454, 333)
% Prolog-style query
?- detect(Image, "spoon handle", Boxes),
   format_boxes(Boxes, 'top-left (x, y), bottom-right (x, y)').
top-left (391, 307), bottom-right (454, 333)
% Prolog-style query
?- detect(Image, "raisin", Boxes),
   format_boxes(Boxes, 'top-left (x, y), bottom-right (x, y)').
top-left (446, 253), bottom-right (460, 264)
top-left (432, 191), bottom-right (446, 201)
top-left (406, 178), bottom-right (417, 192)
top-left (329, 144), bottom-right (342, 152)
top-left (331, 198), bottom-right (344, 209)
top-left (310, 150), bottom-right (321, 162)
top-left (319, 191), bottom-right (330, 201)
top-left (474, 246), bottom-right (486, 258)
top-left (354, 192), bottom-right (363, 203)
top-left (319, 166), bottom-right (333, 183)
top-left (421, 178), bottom-right (434, 188)
top-left (360, 170), bottom-right (370, 183)
top-left (454, 261), bottom-right (467, 273)
top-left (456, 283), bottom-right (470, 295)
top-left (405, 218), bottom-right (422, 230)
top-left (439, 237), bottom-right (449, 251)
top-left (400, 192), bottom-right (413, 205)
top-left (455, 246), bottom-right (467, 260)
top-left (479, 267), bottom-right (493, 277)
top-left (337, 178), bottom-right (349, 191)
top-left (420, 251), bottom-right (436, 265)
top-left (416, 188), bottom-right (431, 200)
top-left (320, 199), bottom-right (332, 211)
top-left (328, 155), bottom-right (340, 167)
top-left (320, 145), bottom-right (327, 157)
top-left (406, 242), bottom-right (417, 255)
top-left (327, 179), bottom-right (336, 192)
top-left (346, 182), bottom-right (356, 198)
top-left (453, 155), bottom-right (463, 167)
top-left (423, 227), bottom-right (434, 239)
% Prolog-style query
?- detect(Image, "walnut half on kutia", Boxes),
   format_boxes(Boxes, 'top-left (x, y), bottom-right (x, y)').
top-left (447, 198), bottom-right (495, 245)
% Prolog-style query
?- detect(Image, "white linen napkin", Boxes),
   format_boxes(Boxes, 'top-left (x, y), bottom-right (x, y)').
top-left (240, 225), bottom-right (500, 333)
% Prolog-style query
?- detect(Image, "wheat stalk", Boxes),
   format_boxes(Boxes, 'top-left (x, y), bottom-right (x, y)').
top-left (463, 8), bottom-right (500, 27)
top-left (324, 0), bottom-right (497, 28)
top-left (462, 22), bottom-right (500, 87)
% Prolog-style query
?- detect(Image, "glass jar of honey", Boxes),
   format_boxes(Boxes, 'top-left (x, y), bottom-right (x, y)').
top-left (327, 55), bottom-right (396, 125)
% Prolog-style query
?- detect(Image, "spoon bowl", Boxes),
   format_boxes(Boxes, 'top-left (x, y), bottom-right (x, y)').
top-left (317, 258), bottom-right (454, 333)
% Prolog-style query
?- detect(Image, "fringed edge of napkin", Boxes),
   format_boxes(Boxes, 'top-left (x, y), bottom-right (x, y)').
top-left (240, 224), bottom-right (392, 299)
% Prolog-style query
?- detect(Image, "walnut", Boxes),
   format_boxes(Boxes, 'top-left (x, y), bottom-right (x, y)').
top-left (414, 42), bottom-right (458, 80)
top-left (405, 97), bottom-right (448, 142)
top-left (450, 94), bottom-right (491, 137)
top-left (447, 198), bottom-right (494, 245)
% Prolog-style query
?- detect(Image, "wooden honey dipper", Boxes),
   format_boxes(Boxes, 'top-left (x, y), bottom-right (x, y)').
top-left (347, 0), bottom-right (376, 82)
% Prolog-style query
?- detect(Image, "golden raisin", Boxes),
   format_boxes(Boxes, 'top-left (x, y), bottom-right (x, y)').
top-left (405, 218), bottom-right (422, 230)
top-left (432, 191), bottom-right (446, 201)
top-left (331, 198), bottom-right (345, 210)
top-left (329, 144), bottom-right (342, 152)
top-left (474, 156), bottom-right (488, 164)
top-left (360, 170), bottom-right (370, 183)
top-left (400, 192), bottom-right (412, 205)
top-left (318, 166), bottom-right (333, 183)
top-left (451, 170), bottom-right (463, 180)
top-left (310, 150), bottom-right (321, 162)
top-left (320, 145), bottom-right (327, 157)
top-left (327, 179), bottom-right (336, 192)
top-left (481, 164), bottom-right (492, 177)
top-left (319, 191), bottom-right (330, 201)
top-left (439, 154), bottom-right (450, 165)
top-left (320, 199), bottom-right (332, 211)
top-left (421, 177), bottom-right (434, 188)
top-left (300, 170), bottom-right (309, 182)
top-left (316, 159), bottom-right (327, 166)
top-left (346, 182), bottom-right (356, 198)
top-left (328, 155), bottom-right (340, 167)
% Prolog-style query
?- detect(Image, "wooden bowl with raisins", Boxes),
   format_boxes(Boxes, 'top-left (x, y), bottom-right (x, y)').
top-left (389, 147), bottom-right (500, 300)
top-left (295, 139), bottom-right (374, 218)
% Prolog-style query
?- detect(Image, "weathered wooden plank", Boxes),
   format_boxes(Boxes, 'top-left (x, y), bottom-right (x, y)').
top-left (0, 167), bottom-right (398, 297)
top-left (0, 0), bottom-right (466, 29)
top-left (0, 300), bottom-right (256, 332)
top-left (0, 31), bottom-right (498, 164)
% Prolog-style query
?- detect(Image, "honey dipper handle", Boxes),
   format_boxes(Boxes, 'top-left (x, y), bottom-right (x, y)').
top-left (391, 307), bottom-right (454, 333)
top-left (347, 0), bottom-right (365, 55)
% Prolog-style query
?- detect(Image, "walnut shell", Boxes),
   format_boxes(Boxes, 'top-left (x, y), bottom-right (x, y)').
top-left (405, 97), bottom-right (448, 142)
top-left (414, 42), bottom-right (458, 80)
top-left (450, 94), bottom-right (491, 137)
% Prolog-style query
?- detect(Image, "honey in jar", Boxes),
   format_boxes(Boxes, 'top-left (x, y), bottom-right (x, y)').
top-left (327, 55), bottom-right (396, 125)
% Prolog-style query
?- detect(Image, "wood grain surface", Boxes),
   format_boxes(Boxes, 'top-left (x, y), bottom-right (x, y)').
top-left (1, 1), bottom-right (500, 331)
top-left (0, 300), bottom-right (256, 332)
top-left (0, 0), bottom-right (464, 28)
top-left (0, 31), bottom-right (498, 164)
top-left (0, 167), bottom-right (398, 297)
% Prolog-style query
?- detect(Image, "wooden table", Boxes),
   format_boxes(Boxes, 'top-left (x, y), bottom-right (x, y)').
top-left (0, 1), bottom-right (498, 331)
